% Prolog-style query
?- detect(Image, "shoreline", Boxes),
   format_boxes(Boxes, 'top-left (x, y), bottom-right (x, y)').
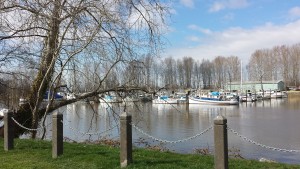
top-left (287, 91), bottom-right (300, 96)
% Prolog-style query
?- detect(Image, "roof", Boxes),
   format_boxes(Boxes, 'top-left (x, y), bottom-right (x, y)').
top-left (228, 80), bottom-right (283, 85)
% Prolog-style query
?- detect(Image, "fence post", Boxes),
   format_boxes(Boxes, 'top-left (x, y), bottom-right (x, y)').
top-left (4, 110), bottom-right (14, 151)
top-left (214, 116), bottom-right (228, 169)
top-left (120, 112), bottom-right (132, 168)
top-left (52, 112), bottom-right (63, 158)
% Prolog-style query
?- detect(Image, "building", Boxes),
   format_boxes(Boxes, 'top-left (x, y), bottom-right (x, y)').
top-left (226, 80), bottom-right (285, 92)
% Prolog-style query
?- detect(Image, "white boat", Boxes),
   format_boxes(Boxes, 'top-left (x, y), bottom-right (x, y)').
top-left (189, 97), bottom-right (239, 105)
top-left (152, 96), bottom-right (178, 104)
top-left (240, 93), bottom-right (256, 102)
top-left (189, 92), bottom-right (239, 105)
top-left (256, 92), bottom-right (271, 100)
top-left (152, 95), bottom-right (187, 104)
top-left (0, 109), bottom-right (8, 117)
top-left (270, 91), bottom-right (285, 98)
top-left (264, 90), bottom-right (287, 99)
top-left (66, 93), bottom-right (76, 100)
top-left (99, 95), bottom-right (122, 103)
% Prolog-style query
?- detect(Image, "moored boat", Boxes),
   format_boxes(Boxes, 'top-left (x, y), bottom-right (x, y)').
top-left (0, 109), bottom-right (8, 118)
top-left (189, 92), bottom-right (239, 105)
top-left (99, 95), bottom-right (122, 103)
top-left (270, 91), bottom-right (285, 98)
top-left (240, 92), bottom-right (257, 102)
top-left (152, 94), bottom-right (187, 104)
top-left (264, 90), bottom-right (287, 99)
top-left (152, 95), bottom-right (178, 104)
top-left (189, 97), bottom-right (239, 105)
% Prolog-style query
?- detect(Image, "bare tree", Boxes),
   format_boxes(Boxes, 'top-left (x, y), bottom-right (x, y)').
top-left (162, 57), bottom-right (177, 89)
top-left (277, 45), bottom-right (290, 86)
top-left (289, 44), bottom-right (300, 87)
top-left (176, 59), bottom-right (184, 88)
top-left (213, 56), bottom-right (226, 89)
top-left (0, 0), bottom-right (169, 137)
top-left (200, 59), bottom-right (213, 89)
top-left (182, 56), bottom-right (193, 89)
top-left (225, 56), bottom-right (240, 91)
top-left (192, 61), bottom-right (202, 89)
top-left (248, 49), bottom-right (266, 90)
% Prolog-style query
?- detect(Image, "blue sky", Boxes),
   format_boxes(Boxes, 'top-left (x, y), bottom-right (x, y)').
top-left (164, 0), bottom-right (300, 62)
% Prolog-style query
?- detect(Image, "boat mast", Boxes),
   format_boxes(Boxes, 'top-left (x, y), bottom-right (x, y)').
top-left (240, 60), bottom-right (242, 94)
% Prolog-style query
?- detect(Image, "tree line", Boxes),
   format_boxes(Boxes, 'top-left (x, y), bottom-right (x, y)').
top-left (247, 44), bottom-right (300, 88)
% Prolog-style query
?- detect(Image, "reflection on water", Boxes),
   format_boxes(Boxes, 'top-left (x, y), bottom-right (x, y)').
top-left (39, 97), bottom-right (300, 164)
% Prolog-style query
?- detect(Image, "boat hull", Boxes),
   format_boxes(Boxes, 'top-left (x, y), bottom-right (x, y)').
top-left (189, 98), bottom-right (239, 105)
top-left (152, 99), bottom-right (182, 104)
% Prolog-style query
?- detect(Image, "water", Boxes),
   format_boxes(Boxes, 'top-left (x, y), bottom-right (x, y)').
top-left (39, 96), bottom-right (300, 164)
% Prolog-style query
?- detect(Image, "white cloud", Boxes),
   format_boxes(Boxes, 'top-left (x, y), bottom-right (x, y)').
top-left (288, 6), bottom-right (300, 19)
top-left (180, 0), bottom-right (194, 8)
top-left (186, 35), bottom-right (201, 42)
top-left (222, 13), bottom-right (235, 21)
top-left (188, 24), bottom-right (212, 34)
top-left (209, 0), bottom-right (249, 12)
top-left (165, 20), bottom-right (300, 63)
top-left (209, 2), bottom-right (225, 12)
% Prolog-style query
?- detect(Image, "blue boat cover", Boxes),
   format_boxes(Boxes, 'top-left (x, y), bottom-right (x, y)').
top-left (211, 92), bottom-right (220, 96)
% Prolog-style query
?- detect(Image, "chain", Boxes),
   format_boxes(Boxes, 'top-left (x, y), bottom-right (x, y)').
top-left (11, 117), bottom-right (39, 131)
top-left (228, 126), bottom-right (300, 153)
top-left (132, 123), bottom-right (213, 144)
top-left (62, 120), bottom-right (119, 136)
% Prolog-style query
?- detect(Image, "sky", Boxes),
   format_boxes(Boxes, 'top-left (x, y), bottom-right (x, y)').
top-left (164, 0), bottom-right (300, 63)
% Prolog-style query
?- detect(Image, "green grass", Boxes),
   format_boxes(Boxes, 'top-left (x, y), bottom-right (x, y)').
top-left (0, 138), bottom-right (299, 169)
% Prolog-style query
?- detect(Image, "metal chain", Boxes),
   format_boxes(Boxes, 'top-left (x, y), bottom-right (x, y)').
top-left (11, 117), bottom-right (40, 131)
top-left (62, 120), bottom-right (119, 136)
top-left (132, 123), bottom-right (213, 144)
top-left (228, 126), bottom-right (300, 153)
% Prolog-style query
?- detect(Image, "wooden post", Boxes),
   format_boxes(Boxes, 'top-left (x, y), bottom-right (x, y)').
top-left (185, 92), bottom-right (189, 113)
top-left (120, 112), bottom-right (132, 168)
top-left (4, 110), bottom-right (14, 151)
top-left (52, 112), bottom-right (63, 158)
top-left (214, 116), bottom-right (228, 169)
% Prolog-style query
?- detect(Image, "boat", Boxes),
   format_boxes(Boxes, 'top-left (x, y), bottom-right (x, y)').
top-left (189, 97), bottom-right (239, 105)
top-left (264, 90), bottom-right (287, 99)
top-left (66, 93), bottom-right (76, 100)
top-left (43, 91), bottom-right (64, 101)
top-left (256, 92), bottom-right (271, 100)
top-left (270, 91), bottom-right (286, 99)
top-left (152, 95), bottom-right (178, 104)
top-left (240, 94), bottom-right (256, 102)
top-left (99, 94), bottom-right (122, 103)
top-left (0, 109), bottom-right (8, 118)
top-left (189, 92), bottom-right (239, 105)
top-left (139, 94), bottom-right (152, 102)
top-left (152, 94), bottom-right (187, 104)
top-left (123, 96), bottom-right (140, 102)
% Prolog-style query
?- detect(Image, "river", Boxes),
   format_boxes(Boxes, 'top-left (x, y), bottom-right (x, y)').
top-left (38, 96), bottom-right (300, 164)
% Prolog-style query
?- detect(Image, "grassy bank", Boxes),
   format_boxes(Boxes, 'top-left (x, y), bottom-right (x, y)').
top-left (0, 138), bottom-right (299, 169)
top-left (287, 91), bottom-right (300, 96)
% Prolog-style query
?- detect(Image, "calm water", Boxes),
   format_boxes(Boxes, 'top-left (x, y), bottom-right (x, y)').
top-left (39, 96), bottom-right (300, 164)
